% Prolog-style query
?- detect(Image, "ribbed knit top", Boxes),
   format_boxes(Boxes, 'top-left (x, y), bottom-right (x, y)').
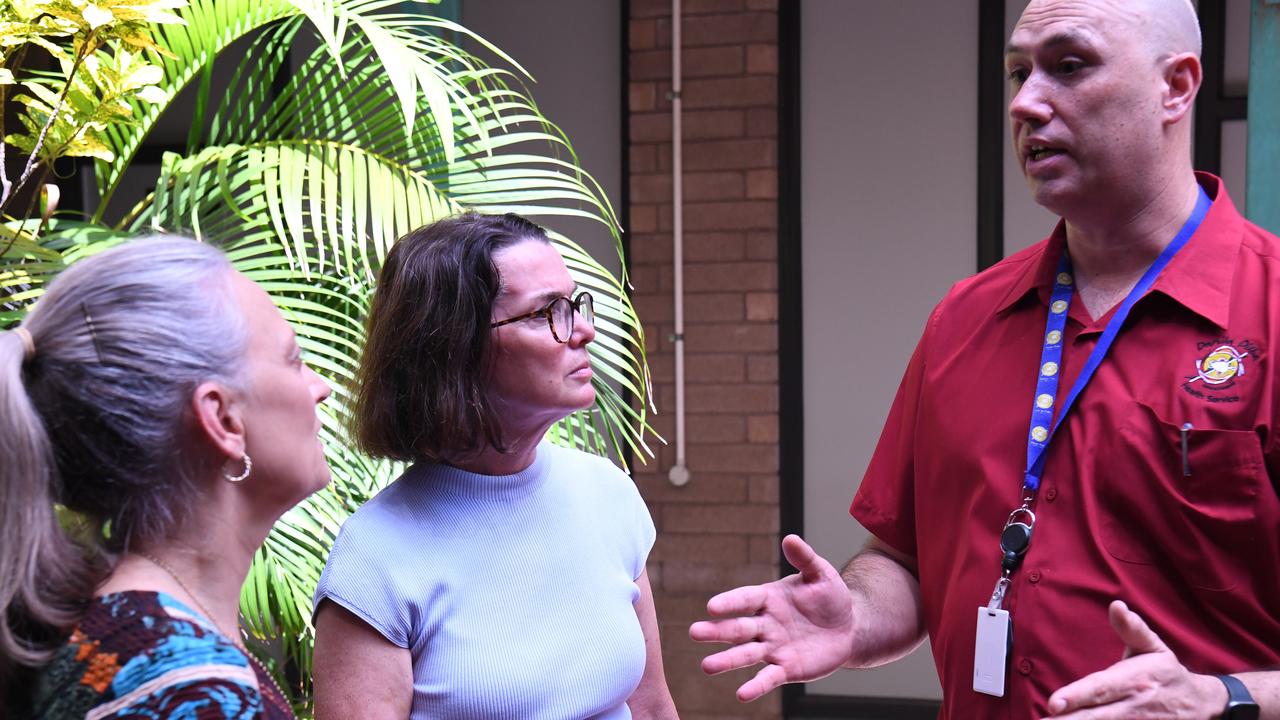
top-left (314, 442), bottom-right (656, 719)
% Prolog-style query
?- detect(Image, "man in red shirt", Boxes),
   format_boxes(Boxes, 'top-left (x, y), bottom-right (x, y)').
top-left (692, 0), bottom-right (1280, 718)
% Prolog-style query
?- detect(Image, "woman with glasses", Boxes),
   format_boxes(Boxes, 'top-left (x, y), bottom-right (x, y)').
top-left (311, 213), bottom-right (677, 719)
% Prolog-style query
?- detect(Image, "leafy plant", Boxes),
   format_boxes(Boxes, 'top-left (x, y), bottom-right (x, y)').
top-left (1, 0), bottom-right (654, 707)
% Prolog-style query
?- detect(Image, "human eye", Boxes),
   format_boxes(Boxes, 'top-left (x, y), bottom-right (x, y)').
top-left (1056, 57), bottom-right (1085, 75)
top-left (1006, 63), bottom-right (1029, 86)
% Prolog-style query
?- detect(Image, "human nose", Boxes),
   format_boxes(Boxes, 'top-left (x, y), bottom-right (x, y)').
top-left (1008, 72), bottom-right (1052, 128)
top-left (570, 307), bottom-right (595, 346)
top-left (307, 365), bottom-right (332, 404)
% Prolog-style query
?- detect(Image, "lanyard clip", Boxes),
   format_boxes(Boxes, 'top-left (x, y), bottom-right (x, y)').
top-left (988, 575), bottom-right (1011, 611)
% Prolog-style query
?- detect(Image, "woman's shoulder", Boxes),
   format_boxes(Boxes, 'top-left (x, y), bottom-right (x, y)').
top-left (26, 591), bottom-right (264, 719)
top-left (542, 443), bottom-right (643, 502)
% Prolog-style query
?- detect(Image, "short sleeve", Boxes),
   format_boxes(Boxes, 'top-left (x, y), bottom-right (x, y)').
top-left (849, 300), bottom-right (944, 559)
top-left (592, 456), bottom-right (656, 581)
top-left (313, 514), bottom-right (414, 649)
top-left (626, 477), bottom-right (657, 581)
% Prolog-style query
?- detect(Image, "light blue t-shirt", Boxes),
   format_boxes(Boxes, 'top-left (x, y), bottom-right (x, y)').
top-left (314, 442), bottom-right (656, 719)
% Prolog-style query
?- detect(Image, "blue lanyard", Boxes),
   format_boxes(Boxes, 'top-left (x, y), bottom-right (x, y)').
top-left (1023, 186), bottom-right (1212, 492)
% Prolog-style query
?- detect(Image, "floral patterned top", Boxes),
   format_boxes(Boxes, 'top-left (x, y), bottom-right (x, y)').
top-left (22, 591), bottom-right (292, 719)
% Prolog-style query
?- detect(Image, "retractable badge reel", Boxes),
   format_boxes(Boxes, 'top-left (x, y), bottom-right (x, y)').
top-left (974, 504), bottom-right (1035, 698)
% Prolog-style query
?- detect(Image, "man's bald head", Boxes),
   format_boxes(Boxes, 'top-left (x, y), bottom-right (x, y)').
top-left (1016, 0), bottom-right (1201, 61)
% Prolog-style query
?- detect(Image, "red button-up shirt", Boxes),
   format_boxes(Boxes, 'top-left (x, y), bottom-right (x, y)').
top-left (851, 174), bottom-right (1280, 719)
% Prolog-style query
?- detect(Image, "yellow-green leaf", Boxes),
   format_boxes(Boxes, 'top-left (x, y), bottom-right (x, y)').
top-left (82, 4), bottom-right (115, 29)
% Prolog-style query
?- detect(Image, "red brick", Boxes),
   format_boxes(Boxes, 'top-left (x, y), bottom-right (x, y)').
top-left (630, 0), bottom-right (669, 18)
top-left (684, 139), bottom-right (775, 170)
top-left (746, 414), bottom-right (777, 443)
top-left (685, 201), bottom-right (776, 232)
top-left (682, 110), bottom-right (746, 140)
top-left (629, 203), bottom-right (658, 234)
top-left (745, 230), bottom-right (777, 259)
top-left (653, 141), bottom-right (674, 172)
top-left (747, 474), bottom-right (779, 504)
top-left (629, 235), bottom-right (671, 265)
top-left (631, 112), bottom-right (671, 142)
top-left (631, 173), bottom-right (673, 204)
top-left (636, 472), bottom-right (749, 504)
top-left (664, 503), bottom-right (779, 533)
top-left (683, 171), bottom-right (745, 201)
top-left (686, 292), bottom-right (746, 321)
top-left (630, 81), bottom-right (658, 112)
top-left (629, 264), bottom-right (659, 292)
top-left (631, 50), bottom-right (671, 82)
top-left (682, 12), bottom-right (777, 46)
top-left (689, 442), bottom-right (778, 473)
top-left (654, 81), bottom-right (674, 111)
top-left (637, 46), bottom-right (746, 81)
top-left (684, 0), bottom-right (746, 14)
top-left (682, 76), bottom-right (777, 109)
top-left (746, 353), bottom-right (777, 382)
top-left (745, 108), bottom-right (777, 137)
top-left (685, 261), bottom-right (776, 293)
top-left (656, 265), bottom-right (675, 291)
top-left (654, 17), bottom-right (672, 48)
top-left (690, 355), bottom-right (749, 384)
top-left (630, 144), bottom-right (659, 173)
top-left (632, 291), bottom-right (672, 322)
top-left (745, 290), bottom-right (777, 321)
top-left (685, 232), bottom-right (747, 262)
top-left (630, 18), bottom-right (658, 49)
top-left (648, 353), bottom-right (749, 386)
top-left (745, 43), bottom-right (778, 74)
top-left (745, 168), bottom-right (777, 199)
top-left (749, 534), bottom-right (779, 564)
top-left (651, 533), bottom-right (749, 564)
top-left (657, 383), bottom-right (779, 415)
top-left (683, 46), bottom-right (745, 77)
top-left (680, 323), bottom-right (776, 353)
top-left (746, 0), bottom-right (778, 9)
top-left (686, 385), bottom-right (778, 414)
top-left (662, 561), bottom-right (776, 593)
top-left (644, 323), bottom-right (661, 353)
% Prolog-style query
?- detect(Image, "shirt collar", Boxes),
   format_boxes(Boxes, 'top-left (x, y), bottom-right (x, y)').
top-left (994, 173), bottom-right (1242, 330)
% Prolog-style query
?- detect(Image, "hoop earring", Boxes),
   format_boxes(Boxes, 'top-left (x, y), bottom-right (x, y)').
top-left (224, 454), bottom-right (252, 483)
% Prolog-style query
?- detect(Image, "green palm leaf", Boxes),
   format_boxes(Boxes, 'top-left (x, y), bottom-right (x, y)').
top-left (2, 2), bottom-right (655, 708)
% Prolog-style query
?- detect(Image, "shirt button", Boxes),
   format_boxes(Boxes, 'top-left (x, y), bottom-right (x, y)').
top-left (1045, 486), bottom-right (1058, 502)
top-left (1028, 570), bottom-right (1042, 584)
top-left (1018, 658), bottom-right (1033, 676)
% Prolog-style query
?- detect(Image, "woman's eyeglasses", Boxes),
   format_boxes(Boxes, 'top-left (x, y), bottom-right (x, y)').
top-left (490, 292), bottom-right (594, 343)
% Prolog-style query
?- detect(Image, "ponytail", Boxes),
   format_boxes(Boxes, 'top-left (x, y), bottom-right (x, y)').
top-left (0, 328), bottom-right (98, 671)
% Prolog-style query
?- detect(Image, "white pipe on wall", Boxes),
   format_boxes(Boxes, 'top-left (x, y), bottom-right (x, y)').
top-left (668, 0), bottom-right (690, 487)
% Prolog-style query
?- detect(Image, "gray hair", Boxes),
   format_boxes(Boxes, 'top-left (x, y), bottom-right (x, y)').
top-left (0, 236), bottom-right (247, 669)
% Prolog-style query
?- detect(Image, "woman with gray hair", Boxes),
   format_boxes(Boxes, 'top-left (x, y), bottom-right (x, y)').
top-left (0, 237), bottom-right (331, 718)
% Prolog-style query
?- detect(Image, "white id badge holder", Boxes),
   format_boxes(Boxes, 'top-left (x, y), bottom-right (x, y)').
top-left (973, 606), bottom-right (1012, 697)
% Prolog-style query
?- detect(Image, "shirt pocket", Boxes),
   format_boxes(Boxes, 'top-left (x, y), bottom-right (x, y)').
top-left (1098, 402), bottom-right (1263, 592)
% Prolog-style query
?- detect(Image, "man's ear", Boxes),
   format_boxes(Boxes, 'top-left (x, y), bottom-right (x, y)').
top-left (1163, 52), bottom-right (1201, 125)
top-left (191, 381), bottom-right (245, 461)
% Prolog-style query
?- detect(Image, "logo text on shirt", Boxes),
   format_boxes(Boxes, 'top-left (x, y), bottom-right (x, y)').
top-left (1182, 338), bottom-right (1260, 402)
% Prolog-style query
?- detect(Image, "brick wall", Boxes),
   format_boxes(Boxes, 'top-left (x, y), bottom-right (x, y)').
top-left (627, 1), bottom-right (782, 718)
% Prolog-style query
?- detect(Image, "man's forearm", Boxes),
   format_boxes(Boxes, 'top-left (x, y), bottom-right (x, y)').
top-left (839, 543), bottom-right (928, 669)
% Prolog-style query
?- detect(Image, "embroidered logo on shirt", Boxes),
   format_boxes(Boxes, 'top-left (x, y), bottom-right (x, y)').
top-left (1182, 338), bottom-right (1260, 402)
top-left (1190, 345), bottom-right (1248, 385)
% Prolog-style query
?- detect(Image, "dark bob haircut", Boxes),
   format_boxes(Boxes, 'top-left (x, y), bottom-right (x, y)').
top-left (351, 212), bottom-right (551, 463)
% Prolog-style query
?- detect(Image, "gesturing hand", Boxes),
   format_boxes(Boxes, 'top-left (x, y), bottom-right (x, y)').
top-left (688, 534), bottom-right (855, 702)
top-left (1044, 600), bottom-right (1226, 719)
